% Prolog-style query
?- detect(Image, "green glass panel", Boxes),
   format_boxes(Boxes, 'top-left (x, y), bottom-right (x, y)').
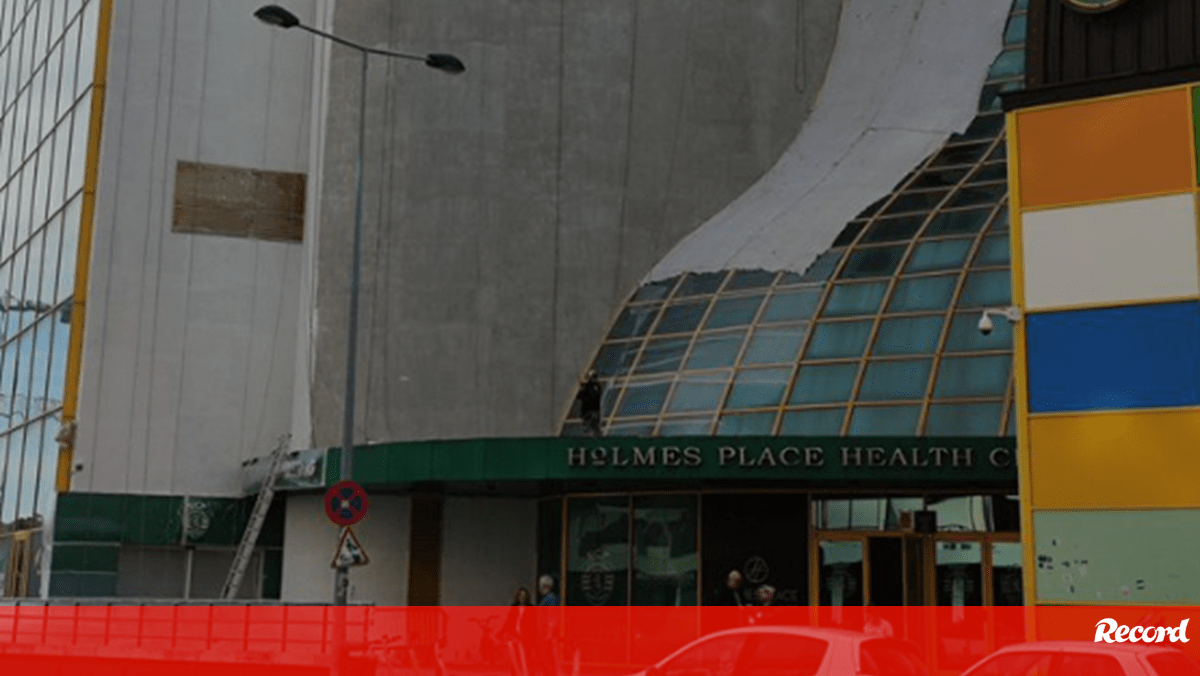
top-left (988, 49), bottom-right (1024, 80)
top-left (726, 368), bottom-right (791, 409)
top-left (802, 250), bottom-right (844, 281)
top-left (848, 405), bottom-right (921, 435)
top-left (704, 295), bottom-right (764, 329)
top-left (742, 326), bottom-right (806, 364)
top-left (668, 372), bottom-right (729, 413)
top-left (925, 208), bottom-right (991, 237)
top-left (633, 495), bottom-right (698, 606)
top-left (725, 270), bottom-right (777, 290)
top-left (633, 278), bottom-right (678, 302)
top-left (686, 331), bottom-right (746, 369)
top-left (609, 305), bottom-right (659, 339)
top-left (762, 288), bottom-right (822, 323)
top-left (906, 239), bottom-right (972, 273)
top-left (874, 316), bottom-right (944, 355)
top-left (958, 270), bottom-right (1011, 308)
top-left (974, 235), bottom-right (1010, 267)
top-left (655, 301), bottom-right (710, 334)
top-left (838, 245), bottom-right (906, 279)
top-left (567, 497), bottom-right (629, 606)
top-left (657, 418), bottom-right (714, 435)
top-left (944, 312), bottom-right (1012, 352)
top-left (791, 363), bottom-right (859, 405)
top-left (861, 215), bottom-right (924, 243)
top-left (635, 337), bottom-right (690, 374)
top-left (1004, 14), bottom-right (1027, 45)
top-left (677, 272), bottom-right (726, 297)
top-left (617, 379), bottom-right (672, 417)
top-left (824, 281), bottom-right (887, 316)
top-left (716, 412), bottom-right (777, 435)
top-left (934, 355), bottom-right (1011, 398)
top-left (925, 402), bottom-right (1003, 436)
top-left (806, 321), bottom-right (873, 359)
top-left (607, 421), bottom-right (656, 436)
top-left (858, 359), bottom-right (932, 401)
top-left (888, 275), bottom-right (957, 312)
top-left (779, 408), bottom-right (846, 435)
top-left (594, 341), bottom-right (640, 377)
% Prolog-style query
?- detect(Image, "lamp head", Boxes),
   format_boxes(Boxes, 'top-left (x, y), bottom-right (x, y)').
top-left (254, 5), bottom-right (300, 29)
top-left (425, 53), bottom-right (466, 74)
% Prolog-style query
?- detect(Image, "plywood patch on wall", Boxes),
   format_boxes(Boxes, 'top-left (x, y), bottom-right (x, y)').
top-left (173, 161), bottom-right (305, 243)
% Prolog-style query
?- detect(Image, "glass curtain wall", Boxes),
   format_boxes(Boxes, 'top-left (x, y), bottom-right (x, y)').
top-left (0, 0), bottom-right (99, 538)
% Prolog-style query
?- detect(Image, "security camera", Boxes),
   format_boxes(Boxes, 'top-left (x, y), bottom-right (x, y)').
top-left (978, 312), bottom-right (994, 336)
top-left (72, 462), bottom-right (84, 473)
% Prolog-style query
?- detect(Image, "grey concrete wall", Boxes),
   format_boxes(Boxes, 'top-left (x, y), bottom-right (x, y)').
top-left (281, 493), bottom-right (411, 603)
top-left (310, 0), bottom-right (842, 445)
top-left (74, 0), bottom-right (318, 496)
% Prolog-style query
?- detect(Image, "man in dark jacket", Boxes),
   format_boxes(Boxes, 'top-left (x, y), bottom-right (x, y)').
top-left (576, 371), bottom-right (603, 437)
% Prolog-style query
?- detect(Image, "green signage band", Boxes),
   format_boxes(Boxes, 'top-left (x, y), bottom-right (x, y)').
top-left (315, 436), bottom-right (1017, 489)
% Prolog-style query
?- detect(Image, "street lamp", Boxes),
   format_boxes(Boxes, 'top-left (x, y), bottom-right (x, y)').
top-left (253, 4), bottom-right (464, 608)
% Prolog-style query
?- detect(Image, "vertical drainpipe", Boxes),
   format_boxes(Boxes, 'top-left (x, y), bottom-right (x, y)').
top-left (56, 0), bottom-right (115, 493)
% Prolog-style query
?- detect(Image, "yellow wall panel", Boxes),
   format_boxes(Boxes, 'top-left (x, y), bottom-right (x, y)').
top-left (1030, 409), bottom-right (1200, 509)
top-left (1015, 88), bottom-right (1193, 209)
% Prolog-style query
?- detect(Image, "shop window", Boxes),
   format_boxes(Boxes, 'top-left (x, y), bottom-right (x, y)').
top-left (609, 304), bottom-right (660, 339)
top-left (790, 363), bottom-right (858, 404)
top-left (741, 327), bottom-right (805, 364)
top-left (779, 407), bottom-right (846, 435)
top-left (944, 312), bottom-right (1012, 352)
top-left (839, 245), bottom-right (907, 279)
top-left (824, 282), bottom-right (887, 316)
top-left (567, 497), bottom-right (629, 606)
top-left (861, 215), bottom-right (925, 243)
top-left (593, 341), bottom-right (640, 377)
top-left (906, 239), bottom-right (973, 273)
top-left (991, 542), bottom-right (1023, 606)
top-left (762, 288), bottom-right (822, 323)
top-left (874, 316), bottom-right (944, 355)
top-left (668, 373), bottom-right (728, 413)
top-left (633, 495), bottom-right (697, 606)
top-left (655, 301), bottom-right (710, 335)
top-left (616, 379), bottom-right (671, 417)
top-left (686, 331), bottom-right (746, 369)
top-left (926, 497), bottom-right (988, 532)
top-left (676, 272), bottom-right (727, 297)
top-left (702, 493), bottom-right (808, 606)
top-left (887, 275), bottom-right (956, 312)
top-left (725, 369), bottom-right (790, 409)
top-left (704, 295), bottom-right (764, 329)
top-left (806, 320), bottom-right (873, 359)
top-left (818, 540), bottom-right (864, 606)
top-left (716, 412), bottom-right (776, 436)
top-left (925, 402), bottom-right (1003, 435)
top-left (725, 270), bottom-right (777, 291)
top-left (635, 338), bottom-right (690, 374)
top-left (973, 234), bottom-right (1010, 267)
top-left (958, 270), bottom-right (1011, 308)
top-left (858, 359), bottom-right (932, 401)
top-left (848, 405), bottom-right (921, 435)
top-left (538, 499), bottom-right (563, 599)
top-left (934, 355), bottom-right (1010, 398)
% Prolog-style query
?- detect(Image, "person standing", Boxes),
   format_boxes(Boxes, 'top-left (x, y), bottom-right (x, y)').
top-left (501, 588), bottom-right (535, 676)
top-left (538, 575), bottom-right (560, 606)
top-left (575, 371), bottom-right (603, 437)
top-left (717, 569), bottom-right (745, 606)
top-left (533, 575), bottom-right (560, 676)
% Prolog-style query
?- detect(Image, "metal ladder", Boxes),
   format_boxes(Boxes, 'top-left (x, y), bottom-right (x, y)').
top-left (221, 433), bottom-right (290, 599)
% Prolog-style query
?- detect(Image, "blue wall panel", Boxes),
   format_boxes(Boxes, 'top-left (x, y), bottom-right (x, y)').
top-left (1026, 301), bottom-right (1200, 413)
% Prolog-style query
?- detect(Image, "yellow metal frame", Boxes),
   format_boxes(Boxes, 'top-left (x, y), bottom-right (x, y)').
top-left (56, 0), bottom-right (114, 493)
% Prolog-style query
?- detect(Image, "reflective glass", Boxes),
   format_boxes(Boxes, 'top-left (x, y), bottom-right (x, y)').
top-left (779, 408), bottom-right (845, 435)
top-left (874, 316), bottom-right (944, 355)
top-left (726, 368), bottom-right (790, 409)
top-left (567, 497), bottom-right (629, 605)
top-left (934, 355), bottom-right (1011, 398)
top-left (848, 405), bottom-right (921, 435)
top-left (716, 412), bottom-right (776, 435)
top-left (594, 341), bottom-right (640, 377)
top-left (973, 235), bottom-right (1009, 267)
top-left (887, 275), bottom-right (957, 312)
top-left (925, 403), bottom-right (1004, 435)
top-left (761, 287), bottom-right (821, 323)
top-left (17, 421), bottom-right (41, 516)
top-left (609, 304), bottom-right (659, 339)
top-left (633, 495), bottom-right (698, 606)
top-left (633, 277), bottom-right (677, 302)
top-left (906, 239), bottom-right (972, 273)
top-left (861, 215), bottom-right (924, 243)
top-left (817, 540), bottom-right (863, 606)
top-left (806, 320), bottom-right (872, 359)
top-left (635, 337), bottom-right (690, 374)
top-left (704, 295), bottom-right (764, 329)
top-left (617, 379), bottom-right (672, 417)
top-left (909, 168), bottom-right (968, 191)
top-left (668, 372), bottom-right (728, 413)
top-left (858, 359), bottom-right (932, 401)
top-left (824, 281), bottom-right (887, 316)
top-left (992, 542), bottom-right (1024, 606)
top-left (686, 331), bottom-right (746, 369)
top-left (801, 250), bottom-right (843, 282)
top-left (833, 221), bottom-right (866, 246)
top-left (929, 143), bottom-right (989, 168)
top-left (958, 270), bottom-right (1011, 307)
top-left (989, 207), bottom-right (1009, 232)
top-left (657, 418), bottom-right (713, 436)
top-left (884, 190), bottom-right (947, 214)
top-left (742, 326), bottom-right (805, 364)
top-left (725, 269), bottom-right (777, 290)
top-left (946, 182), bottom-right (1004, 209)
top-left (839, 245), bottom-right (906, 279)
top-left (606, 421), bottom-right (656, 437)
top-left (968, 163), bottom-right (1007, 184)
top-left (654, 300), bottom-right (709, 335)
top-left (676, 272), bottom-right (726, 297)
top-left (989, 49), bottom-right (1024, 79)
top-left (790, 363), bottom-right (858, 404)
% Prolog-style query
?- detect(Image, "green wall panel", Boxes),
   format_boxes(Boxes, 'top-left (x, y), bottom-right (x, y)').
top-left (50, 543), bottom-right (119, 573)
top-left (1035, 509), bottom-right (1200, 603)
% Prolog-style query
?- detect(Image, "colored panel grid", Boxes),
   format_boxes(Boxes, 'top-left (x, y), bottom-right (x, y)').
top-left (1034, 509), bottom-right (1200, 603)
top-left (1025, 301), bottom-right (1200, 413)
top-left (1015, 88), bottom-right (1193, 209)
top-left (1021, 194), bottom-right (1200, 310)
top-left (1029, 409), bottom-right (1200, 509)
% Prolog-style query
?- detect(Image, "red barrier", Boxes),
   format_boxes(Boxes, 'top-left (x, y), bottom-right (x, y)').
top-left (0, 606), bottom-right (1197, 675)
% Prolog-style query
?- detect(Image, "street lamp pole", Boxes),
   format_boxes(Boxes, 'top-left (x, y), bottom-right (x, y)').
top-left (253, 4), bottom-right (463, 607)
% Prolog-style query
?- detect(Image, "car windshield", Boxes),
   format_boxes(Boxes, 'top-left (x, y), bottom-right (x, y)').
top-left (859, 638), bottom-right (927, 676)
top-left (1146, 651), bottom-right (1200, 676)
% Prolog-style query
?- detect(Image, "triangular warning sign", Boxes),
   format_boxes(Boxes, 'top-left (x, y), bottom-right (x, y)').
top-left (332, 527), bottom-right (370, 568)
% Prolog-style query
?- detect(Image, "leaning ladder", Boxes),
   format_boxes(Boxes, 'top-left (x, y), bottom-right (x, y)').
top-left (221, 433), bottom-right (291, 599)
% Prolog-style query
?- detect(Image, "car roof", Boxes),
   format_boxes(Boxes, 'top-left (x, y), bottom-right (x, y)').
top-left (994, 640), bottom-right (1183, 654)
top-left (702, 625), bottom-right (881, 642)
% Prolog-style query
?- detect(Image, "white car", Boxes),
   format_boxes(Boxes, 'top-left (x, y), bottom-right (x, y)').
top-left (958, 640), bottom-right (1200, 676)
top-left (631, 625), bottom-right (928, 676)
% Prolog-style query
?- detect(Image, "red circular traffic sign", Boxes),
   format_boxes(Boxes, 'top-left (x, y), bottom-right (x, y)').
top-left (325, 481), bottom-right (369, 527)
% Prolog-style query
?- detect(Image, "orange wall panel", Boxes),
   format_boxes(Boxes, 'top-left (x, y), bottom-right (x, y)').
top-left (1015, 88), bottom-right (1194, 209)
